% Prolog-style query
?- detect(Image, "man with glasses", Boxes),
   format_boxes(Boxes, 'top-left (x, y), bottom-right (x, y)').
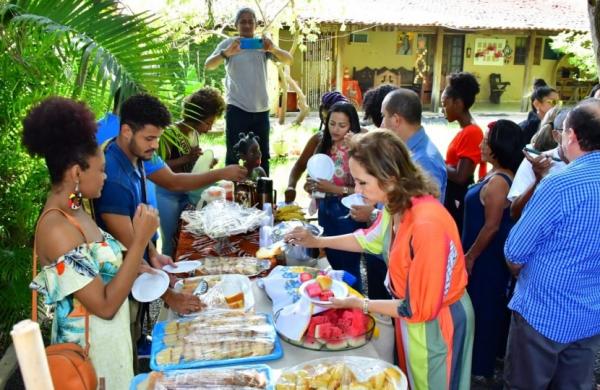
top-left (504, 98), bottom-right (600, 389)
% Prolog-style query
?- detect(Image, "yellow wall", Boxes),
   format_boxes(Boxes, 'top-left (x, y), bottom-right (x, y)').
top-left (463, 33), bottom-right (559, 103)
top-left (282, 26), bottom-right (561, 106)
top-left (341, 29), bottom-right (419, 71)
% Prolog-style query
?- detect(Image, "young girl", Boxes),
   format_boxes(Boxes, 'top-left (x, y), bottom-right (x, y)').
top-left (233, 132), bottom-right (267, 181)
top-left (306, 102), bottom-right (364, 291)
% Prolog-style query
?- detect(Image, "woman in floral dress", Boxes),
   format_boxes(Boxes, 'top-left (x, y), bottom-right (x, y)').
top-left (24, 97), bottom-right (159, 389)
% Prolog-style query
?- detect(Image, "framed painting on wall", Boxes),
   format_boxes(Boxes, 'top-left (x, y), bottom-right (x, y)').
top-left (396, 32), bottom-right (413, 55)
top-left (474, 38), bottom-right (507, 66)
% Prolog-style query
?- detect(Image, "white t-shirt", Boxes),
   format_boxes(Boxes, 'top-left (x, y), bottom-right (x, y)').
top-left (507, 147), bottom-right (567, 201)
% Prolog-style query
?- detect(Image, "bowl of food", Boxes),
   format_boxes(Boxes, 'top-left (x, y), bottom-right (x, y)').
top-left (279, 308), bottom-right (376, 351)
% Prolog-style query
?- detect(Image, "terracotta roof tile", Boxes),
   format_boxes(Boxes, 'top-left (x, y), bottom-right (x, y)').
top-left (294, 0), bottom-right (589, 32)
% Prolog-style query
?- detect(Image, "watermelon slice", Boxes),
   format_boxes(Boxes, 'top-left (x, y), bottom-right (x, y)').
top-left (319, 290), bottom-right (334, 302)
top-left (299, 272), bottom-right (313, 283)
top-left (302, 335), bottom-right (323, 349)
top-left (305, 282), bottom-right (322, 297)
top-left (326, 326), bottom-right (349, 349)
top-left (315, 323), bottom-right (333, 340)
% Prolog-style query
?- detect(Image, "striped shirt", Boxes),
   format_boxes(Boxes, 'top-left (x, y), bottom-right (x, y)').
top-left (504, 151), bottom-right (600, 343)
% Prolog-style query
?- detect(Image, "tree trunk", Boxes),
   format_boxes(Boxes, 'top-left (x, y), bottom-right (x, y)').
top-left (589, 0), bottom-right (600, 79)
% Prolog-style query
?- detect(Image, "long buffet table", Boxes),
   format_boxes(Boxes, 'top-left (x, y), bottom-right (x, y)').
top-left (159, 225), bottom-right (396, 375)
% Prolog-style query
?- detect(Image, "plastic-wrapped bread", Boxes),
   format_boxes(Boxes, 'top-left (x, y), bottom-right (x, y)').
top-left (140, 367), bottom-right (268, 389)
top-left (156, 310), bottom-right (276, 367)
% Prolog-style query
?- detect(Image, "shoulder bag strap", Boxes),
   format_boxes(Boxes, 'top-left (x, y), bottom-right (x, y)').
top-left (31, 208), bottom-right (91, 354)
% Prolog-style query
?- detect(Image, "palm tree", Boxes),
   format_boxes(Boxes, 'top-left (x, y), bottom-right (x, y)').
top-left (0, 0), bottom-right (184, 355)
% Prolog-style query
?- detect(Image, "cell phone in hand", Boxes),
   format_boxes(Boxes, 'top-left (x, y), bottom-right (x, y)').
top-left (240, 37), bottom-right (264, 50)
top-left (523, 147), bottom-right (561, 162)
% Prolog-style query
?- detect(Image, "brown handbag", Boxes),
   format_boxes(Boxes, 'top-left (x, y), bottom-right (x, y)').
top-left (32, 208), bottom-right (99, 390)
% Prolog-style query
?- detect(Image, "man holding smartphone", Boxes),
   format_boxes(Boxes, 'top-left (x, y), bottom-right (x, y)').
top-left (205, 7), bottom-right (292, 175)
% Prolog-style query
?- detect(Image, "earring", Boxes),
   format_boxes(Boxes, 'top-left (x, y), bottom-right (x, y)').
top-left (68, 181), bottom-right (83, 210)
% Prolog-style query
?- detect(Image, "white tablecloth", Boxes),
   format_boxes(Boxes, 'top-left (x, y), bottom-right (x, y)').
top-left (159, 258), bottom-right (396, 374)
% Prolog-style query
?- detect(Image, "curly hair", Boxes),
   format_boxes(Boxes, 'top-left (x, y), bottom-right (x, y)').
top-left (22, 97), bottom-right (98, 185)
top-left (444, 72), bottom-right (480, 109)
top-left (233, 132), bottom-right (261, 159)
top-left (183, 87), bottom-right (225, 125)
top-left (486, 120), bottom-right (525, 174)
top-left (120, 93), bottom-right (171, 132)
top-left (349, 130), bottom-right (439, 215)
top-left (362, 84), bottom-right (398, 127)
top-left (317, 102), bottom-right (361, 155)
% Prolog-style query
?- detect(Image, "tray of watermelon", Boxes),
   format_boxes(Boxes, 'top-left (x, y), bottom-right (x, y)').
top-left (279, 308), bottom-right (375, 351)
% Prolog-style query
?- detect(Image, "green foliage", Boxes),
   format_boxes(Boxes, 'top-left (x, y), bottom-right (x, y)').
top-left (550, 32), bottom-right (598, 80)
top-left (0, 0), bottom-right (185, 352)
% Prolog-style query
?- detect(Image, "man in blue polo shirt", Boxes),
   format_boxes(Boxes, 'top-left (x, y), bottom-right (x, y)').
top-left (94, 94), bottom-right (202, 315)
top-left (97, 97), bottom-right (246, 214)
top-left (504, 98), bottom-right (600, 389)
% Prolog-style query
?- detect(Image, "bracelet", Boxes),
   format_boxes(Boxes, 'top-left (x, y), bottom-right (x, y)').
top-left (219, 49), bottom-right (228, 60)
top-left (362, 298), bottom-right (370, 314)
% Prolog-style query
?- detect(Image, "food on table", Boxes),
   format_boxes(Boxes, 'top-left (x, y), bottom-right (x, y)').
top-left (256, 245), bottom-right (283, 259)
top-left (225, 291), bottom-right (245, 309)
top-left (176, 275), bottom-right (248, 312)
top-left (139, 367), bottom-right (268, 389)
top-left (156, 310), bottom-right (276, 367)
top-left (299, 272), bottom-right (313, 283)
top-left (180, 275), bottom-right (222, 295)
top-left (275, 357), bottom-right (405, 390)
top-left (181, 202), bottom-right (267, 239)
top-left (305, 275), bottom-right (335, 302)
top-left (305, 309), bottom-right (370, 350)
top-left (194, 257), bottom-right (270, 276)
top-left (275, 204), bottom-right (306, 222)
top-left (316, 275), bottom-right (333, 290)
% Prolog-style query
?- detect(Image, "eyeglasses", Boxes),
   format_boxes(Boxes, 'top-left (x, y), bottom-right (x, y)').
top-left (544, 99), bottom-right (562, 106)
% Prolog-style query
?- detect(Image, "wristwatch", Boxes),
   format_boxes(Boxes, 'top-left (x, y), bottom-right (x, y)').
top-left (219, 49), bottom-right (228, 60)
top-left (342, 186), bottom-right (349, 195)
top-left (362, 298), bottom-right (370, 314)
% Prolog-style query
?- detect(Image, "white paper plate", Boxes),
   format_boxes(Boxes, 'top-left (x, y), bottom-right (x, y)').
top-left (162, 260), bottom-right (201, 274)
top-left (341, 193), bottom-right (365, 209)
top-left (307, 153), bottom-right (335, 181)
top-left (298, 279), bottom-right (348, 306)
top-left (191, 149), bottom-right (214, 174)
top-left (131, 270), bottom-right (170, 303)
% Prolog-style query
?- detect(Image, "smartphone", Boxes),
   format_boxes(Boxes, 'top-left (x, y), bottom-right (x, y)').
top-left (523, 147), bottom-right (561, 162)
top-left (240, 37), bottom-right (263, 50)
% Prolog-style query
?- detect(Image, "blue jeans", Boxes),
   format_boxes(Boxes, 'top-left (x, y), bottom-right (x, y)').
top-left (318, 196), bottom-right (364, 292)
top-left (156, 186), bottom-right (190, 257)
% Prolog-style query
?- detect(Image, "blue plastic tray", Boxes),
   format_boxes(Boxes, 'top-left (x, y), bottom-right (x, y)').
top-left (130, 364), bottom-right (274, 390)
top-left (149, 313), bottom-right (283, 371)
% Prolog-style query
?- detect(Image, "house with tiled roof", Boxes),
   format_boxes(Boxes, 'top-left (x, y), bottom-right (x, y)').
top-left (278, 0), bottom-right (592, 111)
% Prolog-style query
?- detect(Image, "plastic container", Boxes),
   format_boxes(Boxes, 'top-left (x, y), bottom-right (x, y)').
top-left (278, 310), bottom-right (376, 352)
top-left (275, 356), bottom-right (407, 389)
top-left (130, 364), bottom-right (273, 390)
top-left (150, 311), bottom-right (283, 371)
